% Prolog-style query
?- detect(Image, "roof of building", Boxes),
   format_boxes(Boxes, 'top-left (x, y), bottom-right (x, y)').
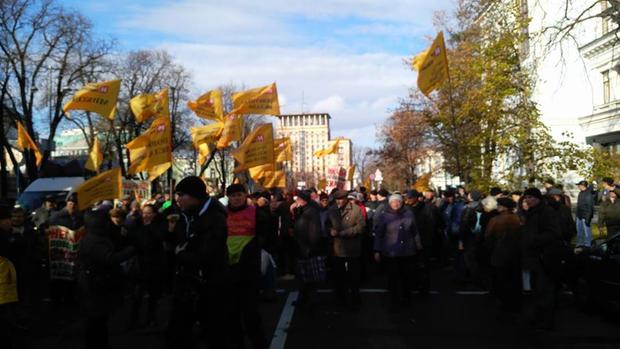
top-left (277, 113), bottom-right (331, 119)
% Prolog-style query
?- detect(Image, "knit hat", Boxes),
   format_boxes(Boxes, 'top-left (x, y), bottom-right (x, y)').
top-left (176, 176), bottom-right (208, 200)
top-left (378, 189), bottom-right (389, 198)
top-left (547, 188), bottom-right (563, 196)
top-left (469, 189), bottom-right (482, 202)
top-left (347, 192), bottom-right (358, 200)
top-left (406, 189), bottom-right (419, 199)
top-left (489, 187), bottom-right (502, 197)
top-left (296, 190), bottom-right (311, 202)
top-left (319, 192), bottom-right (329, 201)
top-left (226, 183), bottom-right (246, 196)
top-left (389, 194), bottom-right (403, 203)
top-left (496, 197), bottom-right (516, 210)
top-left (523, 187), bottom-right (543, 200)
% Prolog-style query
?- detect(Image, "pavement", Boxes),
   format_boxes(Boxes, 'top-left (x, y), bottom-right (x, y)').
top-left (16, 265), bottom-right (620, 349)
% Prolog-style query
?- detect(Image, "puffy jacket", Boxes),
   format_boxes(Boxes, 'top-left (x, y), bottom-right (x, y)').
top-left (374, 206), bottom-right (420, 257)
top-left (576, 188), bottom-right (595, 222)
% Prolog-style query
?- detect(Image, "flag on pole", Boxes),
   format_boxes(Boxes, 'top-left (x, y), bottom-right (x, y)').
top-left (232, 83), bottom-right (280, 116)
top-left (188, 89), bottom-right (224, 122)
top-left (273, 137), bottom-right (292, 163)
top-left (16, 121), bottom-right (43, 166)
top-left (248, 163), bottom-right (274, 182)
top-left (314, 138), bottom-right (341, 157)
top-left (75, 168), bottom-right (122, 211)
top-left (84, 137), bottom-right (104, 173)
top-left (126, 116), bottom-right (172, 180)
top-left (130, 88), bottom-right (170, 123)
top-left (231, 124), bottom-right (274, 172)
top-left (217, 113), bottom-right (243, 149)
top-left (347, 165), bottom-right (356, 182)
top-left (191, 123), bottom-right (224, 148)
top-left (63, 79), bottom-right (121, 120)
top-left (412, 32), bottom-right (449, 96)
top-left (264, 170), bottom-right (286, 188)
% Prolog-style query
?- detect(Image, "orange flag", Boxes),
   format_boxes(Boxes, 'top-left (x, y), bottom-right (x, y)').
top-left (16, 121), bottom-right (42, 166)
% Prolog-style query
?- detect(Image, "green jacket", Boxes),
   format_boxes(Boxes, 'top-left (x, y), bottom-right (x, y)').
top-left (599, 198), bottom-right (620, 235)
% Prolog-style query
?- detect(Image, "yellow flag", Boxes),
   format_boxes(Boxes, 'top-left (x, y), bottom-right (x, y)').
top-left (274, 137), bottom-right (292, 163)
top-left (216, 112), bottom-right (243, 149)
top-left (130, 88), bottom-right (170, 123)
top-left (63, 79), bottom-right (121, 120)
top-left (412, 32), bottom-right (449, 96)
top-left (264, 170), bottom-right (286, 188)
top-left (126, 116), bottom-right (172, 180)
top-left (85, 137), bottom-right (104, 173)
top-left (248, 163), bottom-right (274, 181)
top-left (197, 142), bottom-right (213, 166)
top-left (413, 173), bottom-right (432, 192)
top-left (75, 168), bottom-right (122, 211)
top-left (347, 165), bottom-right (356, 182)
top-left (191, 123), bottom-right (224, 148)
top-left (232, 83), bottom-right (280, 116)
top-left (317, 178), bottom-right (327, 191)
top-left (16, 121), bottom-right (43, 166)
top-left (314, 138), bottom-right (341, 157)
top-left (231, 124), bottom-right (274, 173)
top-left (363, 176), bottom-right (371, 191)
top-left (188, 89), bottom-right (224, 122)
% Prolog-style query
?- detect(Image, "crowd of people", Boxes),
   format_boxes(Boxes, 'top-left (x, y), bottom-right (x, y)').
top-left (0, 175), bottom-right (617, 348)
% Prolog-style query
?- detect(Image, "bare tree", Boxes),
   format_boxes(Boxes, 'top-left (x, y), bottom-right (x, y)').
top-left (352, 146), bottom-right (376, 186)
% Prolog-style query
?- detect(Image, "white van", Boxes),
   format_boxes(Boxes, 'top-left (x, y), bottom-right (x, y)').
top-left (17, 177), bottom-right (85, 211)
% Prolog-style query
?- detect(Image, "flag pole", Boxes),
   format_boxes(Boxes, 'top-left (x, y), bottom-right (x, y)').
top-left (443, 52), bottom-right (463, 182)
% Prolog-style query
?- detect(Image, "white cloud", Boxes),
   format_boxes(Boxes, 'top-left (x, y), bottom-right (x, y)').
top-left (312, 95), bottom-right (345, 113)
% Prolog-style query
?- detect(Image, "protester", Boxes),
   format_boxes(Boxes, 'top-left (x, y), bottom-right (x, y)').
top-left (520, 188), bottom-right (562, 330)
top-left (575, 180), bottom-right (594, 248)
top-left (0, 205), bottom-right (19, 348)
top-left (547, 188), bottom-right (577, 243)
top-left (225, 184), bottom-right (268, 349)
top-left (77, 207), bottom-right (135, 349)
top-left (327, 189), bottom-right (366, 308)
top-left (49, 195), bottom-right (84, 230)
top-left (32, 195), bottom-right (57, 231)
top-left (126, 204), bottom-right (167, 328)
top-left (599, 177), bottom-right (616, 203)
top-left (374, 193), bottom-right (421, 310)
top-left (291, 190), bottom-right (322, 309)
top-left (598, 188), bottom-right (620, 237)
top-left (167, 176), bottom-right (229, 349)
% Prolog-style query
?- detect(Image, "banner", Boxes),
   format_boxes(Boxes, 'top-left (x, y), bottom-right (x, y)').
top-left (47, 225), bottom-right (85, 281)
top-left (231, 124), bottom-right (274, 172)
top-left (314, 138), bottom-right (341, 157)
top-left (84, 137), bottom-right (103, 173)
top-left (122, 180), bottom-right (151, 204)
top-left (16, 121), bottom-right (42, 166)
top-left (63, 79), bottom-right (121, 120)
top-left (126, 116), bottom-right (172, 180)
top-left (274, 137), bottom-right (292, 162)
top-left (412, 31), bottom-right (449, 96)
top-left (326, 167), bottom-right (347, 191)
top-left (75, 168), bottom-right (123, 211)
top-left (232, 82), bottom-right (280, 115)
top-left (217, 113), bottom-right (243, 149)
top-left (188, 89), bottom-right (224, 122)
top-left (130, 88), bottom-right (170, 123)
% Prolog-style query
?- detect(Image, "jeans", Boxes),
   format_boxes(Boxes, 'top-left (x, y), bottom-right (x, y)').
top-left (575, 218), bottom-right (592, 247)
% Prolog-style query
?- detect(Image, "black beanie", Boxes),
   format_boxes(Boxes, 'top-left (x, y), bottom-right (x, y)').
top-left (226, 183), bottom-right (247, 196)
top-left (296, 190), bottom-right (312, 202)
top-left (523, 187), bottom-right (543, 200)
top-left (497, 197), bottom-right (516, 210)
top-left (175, 176), bottom-right (207, 200)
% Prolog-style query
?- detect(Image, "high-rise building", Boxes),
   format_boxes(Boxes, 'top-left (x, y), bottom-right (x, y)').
top-left (275, 113), bottom-right (352, 183)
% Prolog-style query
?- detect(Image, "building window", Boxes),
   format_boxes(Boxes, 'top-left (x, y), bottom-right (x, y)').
top-left (603, 70), bottom-right (611, 104)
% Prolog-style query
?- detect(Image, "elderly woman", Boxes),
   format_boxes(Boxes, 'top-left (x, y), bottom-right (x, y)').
top-left (373, 194), bottom-right (421, 310)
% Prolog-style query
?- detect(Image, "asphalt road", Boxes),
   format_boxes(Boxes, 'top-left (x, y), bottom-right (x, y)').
top-left (20, 266), bottom-right (620, 349)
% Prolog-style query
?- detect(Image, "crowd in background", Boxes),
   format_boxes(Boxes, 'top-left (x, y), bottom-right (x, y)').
top-left (0, 175), bottom-right (617, 348)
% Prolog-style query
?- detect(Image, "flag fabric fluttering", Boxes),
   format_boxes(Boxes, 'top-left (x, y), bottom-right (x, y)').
top-left (130, 88), bottom-right (170, 123)
top-left (231, 124), bottom-right (274, 172)
top-left (63, 79), bottom-right (121, 120)
top-left (84, 137), bottom-right (104, 173)
top-left (187, 89), bottom-right (225, 122)
top-left (16, 121), bottom-right (43, 166)
top-left (273, 137), bottom-right (292, 163)
top-left (314, 138), bottom-right (341, 157)
top-left (75, 168), bottom-right (122, 211)
top-left (232, 83), bottom-right (280, 116)
top-left (126, 116), bottom-right (172, 181)
top-left (412, 31), bottom-right (449, 96)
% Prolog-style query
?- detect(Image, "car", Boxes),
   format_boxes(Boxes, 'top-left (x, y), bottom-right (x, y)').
top-left (572, 233), bottom-right (620, 311)
top-left (17, 177), bottom-right (85, 212)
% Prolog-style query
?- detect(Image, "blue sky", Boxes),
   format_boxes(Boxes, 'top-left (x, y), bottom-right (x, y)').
top-left (59, 0), bottom-right (455, 147)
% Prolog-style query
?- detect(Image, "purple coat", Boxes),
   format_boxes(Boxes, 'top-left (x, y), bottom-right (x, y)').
top-left (373, 206), bottom-right (420, 257)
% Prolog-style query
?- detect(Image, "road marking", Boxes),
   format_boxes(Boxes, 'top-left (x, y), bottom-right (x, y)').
top-left (270, 291), bottom-right (299, 349)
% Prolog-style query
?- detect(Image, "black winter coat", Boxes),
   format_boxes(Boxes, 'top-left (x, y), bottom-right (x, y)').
top-left (520, 202), bottom-right (562, 270)
top-left (293, 201), bottom-right (322, 258)
top-left (576, 189), bottom-right (595, 222)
